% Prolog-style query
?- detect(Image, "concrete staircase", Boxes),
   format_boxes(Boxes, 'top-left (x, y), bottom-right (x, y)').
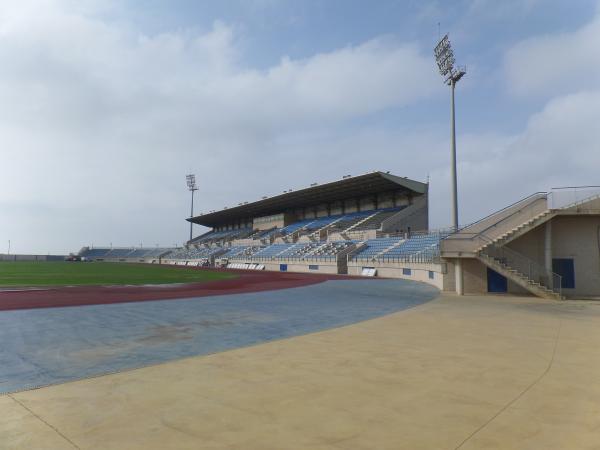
top-left (477, 251), bottom-right (563, 300)
top-left (477, 210), bottom-right (555, 252)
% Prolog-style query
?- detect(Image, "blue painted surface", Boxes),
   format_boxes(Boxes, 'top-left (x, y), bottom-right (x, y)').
top-left (0, 279), bottom-right (438, 393)
top-left (487, 268), bottom-right (508, 293)
top-left (552, 258), bottom-right (575, 289)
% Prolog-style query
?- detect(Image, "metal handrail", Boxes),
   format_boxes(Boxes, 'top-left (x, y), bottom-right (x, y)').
top-left (445, 193), bottom-right (549, 243)
top-left (378, 227), bottom-right (456, 239)
top-left (548, 187), bottom-right (600, 210)
top-left (478, 234), bottom-right (562, 297)
top-left (349, 243), bottom-right (439, 264)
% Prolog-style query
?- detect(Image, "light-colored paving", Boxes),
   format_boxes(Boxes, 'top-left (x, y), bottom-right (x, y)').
top-left (2, 293), bottom-right (600, 450)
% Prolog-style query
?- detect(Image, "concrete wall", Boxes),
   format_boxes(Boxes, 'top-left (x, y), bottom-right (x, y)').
top-left (0, 254), bottom-right (65, 261)
top-left (236, 259), bottom-right (339, 275)
top-left (507, 225), bottom-right (545, 266)
top-left (551, 216), bottom-right (600, 297)
top-left (347, 261), bottom-right (444, 290)
top-left (232, 257), bottom-right (443, 290)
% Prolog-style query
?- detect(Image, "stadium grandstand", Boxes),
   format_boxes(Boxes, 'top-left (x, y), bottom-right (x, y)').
top-left (78, 175), bottom-right (600, 300)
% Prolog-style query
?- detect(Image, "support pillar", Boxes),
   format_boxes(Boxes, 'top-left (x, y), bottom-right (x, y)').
top-left (455, 258), bottom-right (464, 295)
top-left (545, 221), bottom-right (553, 288)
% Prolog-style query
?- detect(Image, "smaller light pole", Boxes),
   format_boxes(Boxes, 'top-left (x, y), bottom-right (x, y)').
top-left (186, 174), bottom-right (198, 242)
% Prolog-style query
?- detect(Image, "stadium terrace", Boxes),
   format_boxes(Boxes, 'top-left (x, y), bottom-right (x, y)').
top-left (78, 173), bottom-right (600, 300)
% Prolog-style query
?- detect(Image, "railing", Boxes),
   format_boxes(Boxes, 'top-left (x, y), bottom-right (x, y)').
top-left (458, 192), bottom-right (548, 232)
top-left (444, 193), bottom-right (549, 244)
top-left (479, 235), bottom-right (562, 298)
top-left (236, 255), bottom-right (339, 263)
top-left (548, 186), bottom-right (600, 210)
top-left (350, 242), bottom-right (440, 264)
top-left (378, 227), bottom-right (456, 239)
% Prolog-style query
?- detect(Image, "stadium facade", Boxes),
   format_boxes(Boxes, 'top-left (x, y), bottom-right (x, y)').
top-left (79, 174), bottom-right (600, 300)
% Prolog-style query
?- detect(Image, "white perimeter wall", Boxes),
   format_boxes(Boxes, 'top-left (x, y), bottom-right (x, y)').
top-left (229, 258), bottom-right (445, 290)
top-left (347, 261), bottom-right (445, 290)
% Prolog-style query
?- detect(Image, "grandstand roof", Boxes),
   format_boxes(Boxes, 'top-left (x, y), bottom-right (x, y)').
top-left (189, 172), bottom-right (427, 227)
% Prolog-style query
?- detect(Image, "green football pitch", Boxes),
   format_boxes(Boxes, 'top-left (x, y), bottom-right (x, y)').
top-left (0, 261), bottom-right (236, 287)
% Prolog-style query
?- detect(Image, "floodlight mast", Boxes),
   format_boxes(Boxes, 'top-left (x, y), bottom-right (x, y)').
top-left (434, 33), bottom-right (466, 232)
top-left (186, 174), bottom-right (199, 242)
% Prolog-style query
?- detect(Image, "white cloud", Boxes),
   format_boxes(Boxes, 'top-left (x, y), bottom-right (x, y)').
top-left (0, 1), bottom-right (440, 253)
top-left (1, 0), bottom-right (597, 254)
top-left (505, 10), bottom-right (600, 97)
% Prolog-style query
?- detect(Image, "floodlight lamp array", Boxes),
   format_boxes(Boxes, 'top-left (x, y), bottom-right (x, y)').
top-left (186, 174), bottom-right (197, 190)
top-left (434, 34), bottom-right (465, 83)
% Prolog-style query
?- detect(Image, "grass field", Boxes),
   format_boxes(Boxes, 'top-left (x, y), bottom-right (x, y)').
top-left (0, 261), bottom-right (236, 287)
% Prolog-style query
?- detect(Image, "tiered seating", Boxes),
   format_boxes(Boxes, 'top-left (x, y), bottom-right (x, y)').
top-left (218, 246), bottom-right (244, 258)
top-left (252, 243), bottom-right (295, 258)
top-left (279, 219), bottom-right (314, 235)
top-left (190, 207), bottom-right (411, 248)
top-left (325, 211), bottom-right (371, 232)
top-left (351, 207), bottom-right (404, 232)
top-left (247, 228), bottom-right (276, 240)
top-left (277, 242), bottom-right (322, 258)
top-left (127, 249), bottom-right (151, 258)
top-left (231, 246), bottom-right (263, 259)
top-left (167, 246), bottom-right (224, 260)
top-left (164, 248), bottom-right (189, 259)
top-left (219, 246), bottom-right (263, 259)
top-left (189, 230), bottom-right (218, 243)
top-left (302, 216), bottom-right (339, 231)
top-left (81, 247), bottom-right (173, 259)
top-left (191, 228), bottom-right (252, 244)
top-left (104, 248), bottom-right (135, 258)
top-left (144, 248), bottom-right (171, 258)
top-left (80, 248), bottom-right (111, 258)
top-left (260, 228), bottom-right (280, 240)
top-left (381, 234), bottom-right (442, 259)
top-left (311, 241), bottom-right (355, 259)
top-left (351, 237), bottom-right (403, 260)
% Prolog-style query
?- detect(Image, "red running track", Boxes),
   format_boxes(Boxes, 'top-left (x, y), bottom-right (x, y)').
top-left (0, 269), bottom-right (354, 312)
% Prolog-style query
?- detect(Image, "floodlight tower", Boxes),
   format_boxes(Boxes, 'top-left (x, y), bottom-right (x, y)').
top-left (434, 33), bottom-right (466, 232)
top-left (186, 174), bottom-right (198, 242)
top-left (435, 34), bottom-right (466, 296)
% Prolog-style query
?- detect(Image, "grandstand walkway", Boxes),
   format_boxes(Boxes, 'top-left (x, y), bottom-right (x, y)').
top-left (2, 294), bottom-right (600, 449)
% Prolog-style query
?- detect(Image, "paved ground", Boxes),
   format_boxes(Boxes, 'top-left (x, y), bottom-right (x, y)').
top-left (2, 293), bottom-right (600, 450)
top-left (0, 279), bottom-right (436, 393)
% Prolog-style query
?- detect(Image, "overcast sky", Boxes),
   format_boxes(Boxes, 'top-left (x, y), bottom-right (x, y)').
top-left (1, 0), bottom-right (599, 254)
